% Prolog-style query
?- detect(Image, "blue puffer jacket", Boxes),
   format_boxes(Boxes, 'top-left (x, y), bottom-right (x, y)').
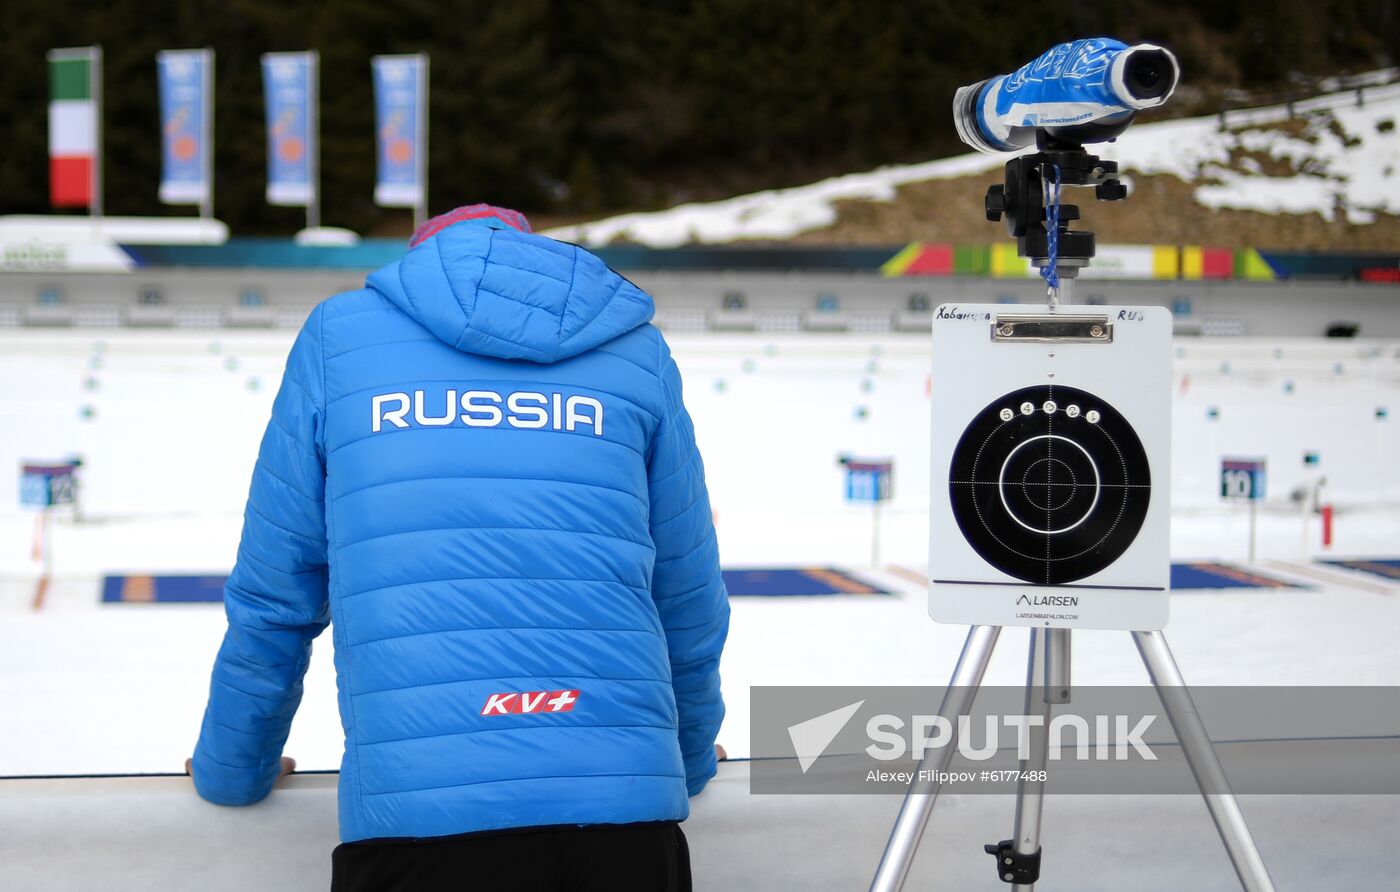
top-left (192, 218), bottom-right (729, 843)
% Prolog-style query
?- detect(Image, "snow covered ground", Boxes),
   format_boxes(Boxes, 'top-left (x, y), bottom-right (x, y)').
top-left (1, 329), bottom-right (1398, 775)
top-left (544, 82), bottom-right (1400, 246)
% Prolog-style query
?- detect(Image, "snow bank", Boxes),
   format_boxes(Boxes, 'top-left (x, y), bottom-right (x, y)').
top-left (543, 155), bottom-right (1005, 248)
top-left (545, 83), bottom-right (1400, 247)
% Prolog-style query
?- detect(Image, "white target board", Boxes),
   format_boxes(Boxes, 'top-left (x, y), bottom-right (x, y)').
top-left (929, 304), bottom-right (1171, 631)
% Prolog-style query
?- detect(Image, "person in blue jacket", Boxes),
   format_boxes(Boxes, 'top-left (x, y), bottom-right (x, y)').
top-left (188, 204), bottom-right (729, 891)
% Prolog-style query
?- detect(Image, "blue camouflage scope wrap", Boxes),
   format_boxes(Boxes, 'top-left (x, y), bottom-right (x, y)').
top-left (953, 38), bottom-right (1179, 153)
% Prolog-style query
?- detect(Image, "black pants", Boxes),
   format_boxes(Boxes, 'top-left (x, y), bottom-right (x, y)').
top-left (331, 822), bottom-right (691, 892)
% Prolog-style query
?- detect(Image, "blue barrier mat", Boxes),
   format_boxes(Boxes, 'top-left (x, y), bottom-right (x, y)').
top-left (1169, 562), bottom-right (1302, 590)
top-left (721, 568), bottom-right (892, 597)
top-left (102, 575), bottom-right (227, 603)
top-left (1318, 558), bottom-right (1400, 584)
top-left (103, 568), bottom-right (895, 603)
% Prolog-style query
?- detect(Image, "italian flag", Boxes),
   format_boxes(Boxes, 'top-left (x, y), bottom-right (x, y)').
top-left (48, 47), bottom-right (101, 210)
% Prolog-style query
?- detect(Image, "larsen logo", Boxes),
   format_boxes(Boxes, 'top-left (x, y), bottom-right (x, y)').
top-left (1017, 594), bottom-right (1080, 607)
top-left (480, 689), bottom-right (579, 716)
top-left (372, 390), bottom-right (603, 436)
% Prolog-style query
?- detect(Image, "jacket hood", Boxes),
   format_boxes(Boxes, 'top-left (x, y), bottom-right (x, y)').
top-left (367, 221), bottom-right (654, 363)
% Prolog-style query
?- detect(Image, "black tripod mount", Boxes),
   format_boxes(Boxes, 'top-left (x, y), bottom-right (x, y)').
top-left (983, 133), bottom-right (1130, 275)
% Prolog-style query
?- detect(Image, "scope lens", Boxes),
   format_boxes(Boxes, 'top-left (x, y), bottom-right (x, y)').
top-left (1125, 49), bottom-right (1174, 100)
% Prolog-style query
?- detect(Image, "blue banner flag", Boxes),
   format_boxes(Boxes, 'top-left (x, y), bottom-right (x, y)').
top-left (261, 51), bottom-right (317, 207)
top-left (156, 49), bottom-right (213, 207)
top-left (372, 54), bottom-right (427, 209)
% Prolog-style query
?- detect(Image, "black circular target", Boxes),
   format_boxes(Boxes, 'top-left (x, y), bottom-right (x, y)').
top-left (948, 384), bottom-right (1150, 585)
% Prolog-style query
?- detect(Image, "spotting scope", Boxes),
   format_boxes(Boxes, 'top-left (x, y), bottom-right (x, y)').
top-left (953, 38), bottom-right (1179, 154)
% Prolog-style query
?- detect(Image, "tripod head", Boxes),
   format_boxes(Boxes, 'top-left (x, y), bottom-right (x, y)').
top-left (983, 132), bottom-right (1129, 279)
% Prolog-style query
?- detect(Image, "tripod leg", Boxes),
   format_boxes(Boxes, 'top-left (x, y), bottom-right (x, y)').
top-left (869, 624), bottom-right (1002, 892)
top-left (1132, 630), bottom-right (1276, 892)
top-left (999, 628), bottom-right (1069, 890)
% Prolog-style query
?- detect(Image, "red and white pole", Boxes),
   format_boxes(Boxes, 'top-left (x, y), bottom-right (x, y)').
top-left (31, 508), bottom-right (53, 610)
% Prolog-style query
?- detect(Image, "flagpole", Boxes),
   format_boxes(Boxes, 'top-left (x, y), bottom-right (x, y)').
top-left (201, 47), bottom-right (214, 222)
top-left (307, 50), bottom-right (320, 232)
top-left (416, 52), bottom-right (429, 230)
top-left (91, 45), bottom-right (103, 224)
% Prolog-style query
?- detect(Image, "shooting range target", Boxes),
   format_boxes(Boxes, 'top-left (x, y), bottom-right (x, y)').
top-left (948, 384), bottom-right (1150, 585)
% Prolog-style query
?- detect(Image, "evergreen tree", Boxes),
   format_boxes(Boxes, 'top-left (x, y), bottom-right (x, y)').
top-left (0, 0), bottom-right (1394, 234)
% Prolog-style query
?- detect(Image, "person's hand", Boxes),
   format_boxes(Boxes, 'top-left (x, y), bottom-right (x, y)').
top-left (715, 744), bottom-right (727, 761)
top-left (185, 756), bottom-right (297, 781)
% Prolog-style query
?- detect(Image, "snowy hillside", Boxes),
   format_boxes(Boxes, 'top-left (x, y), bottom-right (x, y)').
top-left (544, 82), bottom-right (1400, 248)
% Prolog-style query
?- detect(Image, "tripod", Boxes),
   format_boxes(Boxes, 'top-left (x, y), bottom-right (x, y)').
top-left (869, 141), bottom-right (1277, 892)
top-left (868, 626), bottom-right (1275, 891)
